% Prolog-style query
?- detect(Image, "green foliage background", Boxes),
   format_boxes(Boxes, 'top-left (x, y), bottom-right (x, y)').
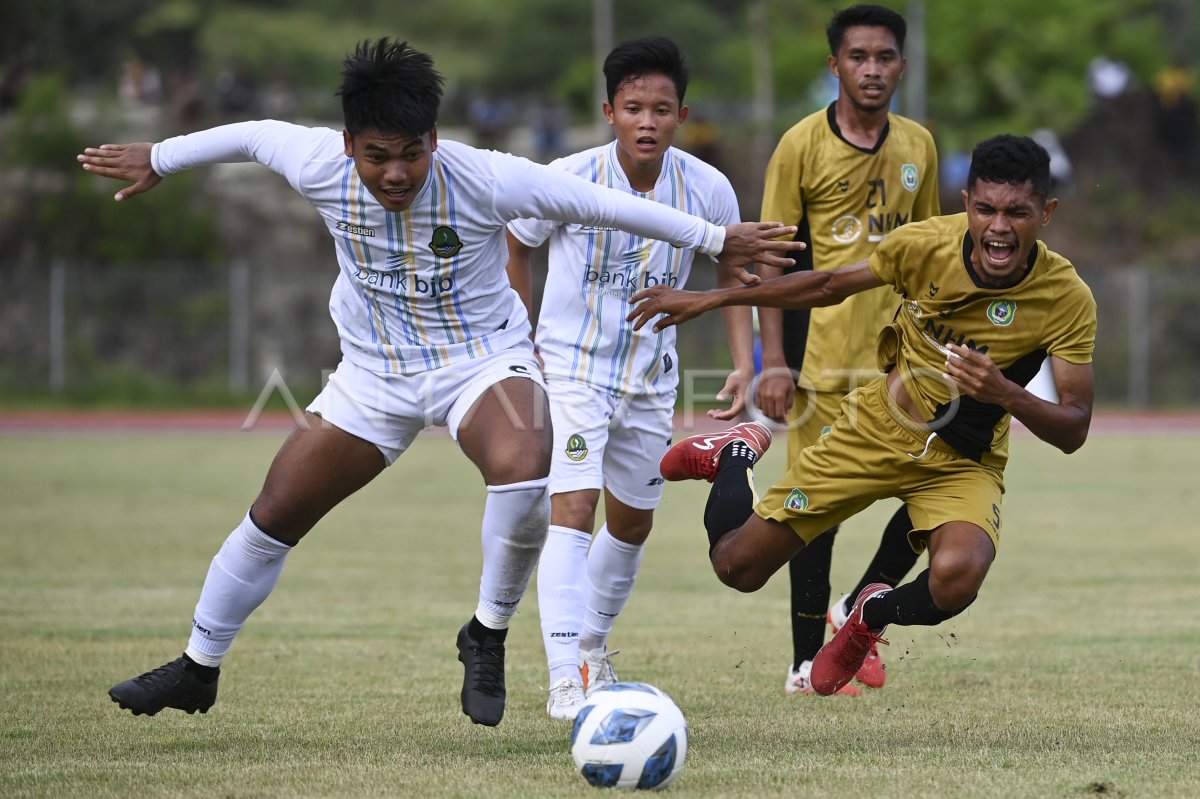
top-left (3, 0), bottom-right (1193, 138)
top-left (2, 0), bottom-right (1198, 405)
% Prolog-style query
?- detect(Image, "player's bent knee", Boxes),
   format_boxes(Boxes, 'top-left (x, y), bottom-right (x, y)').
top-left (709, 545), bottom-right (771, 593)
top-left (928, 555), bottom-right (990, 610)
top-left (246, 501), bottom-right (312, 545)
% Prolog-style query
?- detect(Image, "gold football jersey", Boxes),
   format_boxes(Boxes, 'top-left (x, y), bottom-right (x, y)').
top-left (761, 104), bottom-right (940, 391)
top-left (870, 213), bottom-right (1097, 466)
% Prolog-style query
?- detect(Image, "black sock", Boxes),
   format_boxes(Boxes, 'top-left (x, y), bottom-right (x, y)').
top-left (468, 617), bottom-right (507, 645)
top-left (181, 653), bottom-right (220, 683)
top-left (787, 528), bottom-right (836, 668)
top-left (862, 569), bottom-right (973, 629)
top-left (846, 505), bottom-right (921, 613)
top-left (702, 441), bottom-right (760, 552)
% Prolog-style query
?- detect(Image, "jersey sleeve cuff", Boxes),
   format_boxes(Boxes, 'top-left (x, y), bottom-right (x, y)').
top-left (698, 224), bottom-right (726, 257)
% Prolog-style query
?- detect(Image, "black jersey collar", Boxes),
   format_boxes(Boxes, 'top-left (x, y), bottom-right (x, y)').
top-left (961, 231), bottom-right (1039, 290)
top-left (826, 102), bottom-right (890, 154)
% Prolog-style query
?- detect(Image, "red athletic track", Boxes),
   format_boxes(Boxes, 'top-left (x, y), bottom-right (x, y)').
top-left (1, 409), bottom-right (1198, 435)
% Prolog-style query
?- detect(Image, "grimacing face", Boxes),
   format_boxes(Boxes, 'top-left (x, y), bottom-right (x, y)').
top-left (343, 127), bottom-right (437, 213)
top-left (962, 179), bottom-right (1058, 287)
top-left (830, 25), bottom-right (905, 114)
top-left (604, 72), bottom-right (687, 176)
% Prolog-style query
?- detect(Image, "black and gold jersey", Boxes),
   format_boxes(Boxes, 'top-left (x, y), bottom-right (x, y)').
top-left (761, 103), bottom-right (940, 392)
top-left (870, 213), bottom-right (1097, 467)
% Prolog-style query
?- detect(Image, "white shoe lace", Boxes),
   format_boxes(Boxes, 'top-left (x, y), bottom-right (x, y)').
top-left (546, 678), bottom-right (586, 719)
top-left (581, 647), bottom-right (620, 694)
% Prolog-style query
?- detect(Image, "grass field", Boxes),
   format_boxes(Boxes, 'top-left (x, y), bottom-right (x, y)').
top-left (2, 425), bottom-right (1198, 798)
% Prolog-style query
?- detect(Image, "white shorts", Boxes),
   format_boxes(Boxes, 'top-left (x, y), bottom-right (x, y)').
top-left (307, 341), bottom-right (545, 466)
top-left (545, 376), bottom-right (675, 510)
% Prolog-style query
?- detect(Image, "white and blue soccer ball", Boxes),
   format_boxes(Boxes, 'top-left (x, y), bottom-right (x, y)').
top-left (570, 682), bottom-right (688, 790)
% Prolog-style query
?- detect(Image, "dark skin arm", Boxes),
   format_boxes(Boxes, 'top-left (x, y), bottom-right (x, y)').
top-left (752, 263), bottom-right (794, 422)
top-left (944, 345), bottom-right (1093, 453)
top-left (627, 259), bottom-right (883, 332)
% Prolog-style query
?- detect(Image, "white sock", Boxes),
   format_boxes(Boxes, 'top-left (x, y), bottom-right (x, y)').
top-left (473, 477), bottom-right (550, 630)
top-left (537, 524), bottom-right (592, 685)
top-left (580, 524), bottom-right (644, 652)
top-left (185, 512), bottom-right (292, 667)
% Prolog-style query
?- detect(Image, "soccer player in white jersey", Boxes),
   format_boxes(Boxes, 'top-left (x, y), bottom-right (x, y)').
top-left (506, 36), bottom-right (755, 721)
top-left (78, 39), bottom-right (798, 727)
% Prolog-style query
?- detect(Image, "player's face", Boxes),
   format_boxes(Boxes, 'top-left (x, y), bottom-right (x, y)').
top-left (830, 26), bottom-right (905, 114)
top-left (963, 179), bottom-right (1059, 287)
top-left (344, 127), bottom-right (438, 213)
top-left (604, 73), bottom-right (688, 175)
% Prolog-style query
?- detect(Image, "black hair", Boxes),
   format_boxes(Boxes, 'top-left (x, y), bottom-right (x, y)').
top-left (827, 4), bottom-right (907, 55)
top-left (603, 35), bottom-right (689, 106)
top-left (967, 135), bottom-right (1053, 199)
top-left (338, 38), bottom-right (444, 136)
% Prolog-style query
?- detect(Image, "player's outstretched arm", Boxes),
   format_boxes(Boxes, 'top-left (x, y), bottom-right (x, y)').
top-left (77, 143), bottom-right (162, 201)
top-left (714, 222), bottom-right (800, 282)
top-left (627, 259), bottom-right (882, 333)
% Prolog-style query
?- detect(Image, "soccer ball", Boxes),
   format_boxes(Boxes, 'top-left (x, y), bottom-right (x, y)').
top-left (570, 682), bottom-right (688, 790)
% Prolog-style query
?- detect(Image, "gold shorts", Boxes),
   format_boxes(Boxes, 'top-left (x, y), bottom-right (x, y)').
top-left (785, 387), bottom-right (846, 461)
top-left (755, 378), bottom-right (1005, 552)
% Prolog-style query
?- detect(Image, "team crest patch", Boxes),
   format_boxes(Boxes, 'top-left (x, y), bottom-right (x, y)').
top-left (429, 226), bottom-right (463, 258)
top-left (901, 163), bottom-right (919, 192)
top-left (784, 488), bottom-right (810, 511)
top-left (565, 433), bottom-right (588, 462)
top-left (831, 215), bottom-right (862, 244)
top-left (986, 299), bottom-right (1017, 327)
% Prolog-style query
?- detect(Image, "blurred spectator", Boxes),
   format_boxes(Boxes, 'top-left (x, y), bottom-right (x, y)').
top-left (939, 149), bottom-right (971, 200)
top-left (1152, 59), bottom-right (1198, 165)
top-left (468, 95), bottom-right (513, 150)
top-left (1031, 128), bottom-right (1074, 195)
top-left (166, 65), bottom-right (205, 128)
top-left (531, 97), bottom-right (566, 162)
top-left (118, 53), bottom-right (164, 107)
top-left (0, 55), bottom-right (27, 114)
top-left (1087, 55), bottom-right (1132, 105)
top-left (261, 66), bottom-right (298, 119)
top-left (679, 114), bottom-right (723, 170)
top-left (215, 59), bottom-right (259, 118)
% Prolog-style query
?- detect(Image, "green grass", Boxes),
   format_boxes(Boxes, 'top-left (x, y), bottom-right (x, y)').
top-left (1, 429), bottom-right (1198, 798)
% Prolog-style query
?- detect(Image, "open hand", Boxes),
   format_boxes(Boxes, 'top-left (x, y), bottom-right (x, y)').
top-left (77, 143), bottom-right (161, 201)
top-left (627, 286), bottom-right (711, 332)
top-left (717, 222), bottom-right (802, 272)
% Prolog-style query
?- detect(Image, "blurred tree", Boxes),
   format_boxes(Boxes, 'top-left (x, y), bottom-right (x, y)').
top-left (0, 73), bottom-right (220, 263)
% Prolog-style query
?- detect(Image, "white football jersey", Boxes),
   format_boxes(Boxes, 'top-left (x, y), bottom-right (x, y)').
top-left (151, 121), bottom-right (725, 376)
top-left (509, 143), bottom-right (739, 395)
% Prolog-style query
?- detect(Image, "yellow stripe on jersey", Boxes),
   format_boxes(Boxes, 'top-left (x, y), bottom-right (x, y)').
top-left (574, 148), bottom-right (616, 384)
top-left (347, 167), bottom-right (403, 374)
top-left (429, 158), bottom-right (470, 363)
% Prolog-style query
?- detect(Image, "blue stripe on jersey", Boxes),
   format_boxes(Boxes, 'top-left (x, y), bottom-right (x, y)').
top-left (381, 209), bottom-right (436, 372)
top-left (580, 153), bottom-right (624, 386)
top-left (436, 160), bottom-right (481, 357)
top-left (605, 223), bottom-right (643, 391)
top-left (340, 160), bottom-right (402, 373)
top-left (642, 156), bottom-right (688, 392)
top-left (566, 152), bottom-right (608, 382)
